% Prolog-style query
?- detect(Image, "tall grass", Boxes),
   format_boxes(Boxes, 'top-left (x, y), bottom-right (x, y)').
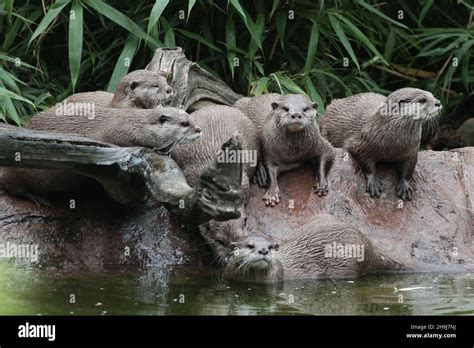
top-left (0, 0), bottom-right (472, 124)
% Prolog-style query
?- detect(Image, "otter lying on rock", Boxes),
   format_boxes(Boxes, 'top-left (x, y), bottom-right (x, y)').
top-left (172, 105), bottom-right (260, 251)
top-left (64, 69), bottom-right (174, 109)
top-left (235, 94), bottom-right (335, 206)
top-left (0, 106), bottom-right (201, 206)
top-left (320, 88), bottom-right (442, 200)
top-left (213, 217), bottom-right (406, 283)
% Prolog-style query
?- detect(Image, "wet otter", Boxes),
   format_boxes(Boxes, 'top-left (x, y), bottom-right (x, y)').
top-left (0, 106), bottom-right (201, 206)
top-left (320, 88), bottom-right (442, 200)
top-left (172, 105), bottom-right (260, 250)
top-left (235, 94), bottom-right (335, 206)
top-left (64, 69), bottom-right (174, 109)
top-left (220, 217), bottom-right (406, 283)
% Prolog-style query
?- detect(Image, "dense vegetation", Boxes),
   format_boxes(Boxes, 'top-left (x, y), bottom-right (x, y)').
top-left (0, 0), bottom-right (472, 124)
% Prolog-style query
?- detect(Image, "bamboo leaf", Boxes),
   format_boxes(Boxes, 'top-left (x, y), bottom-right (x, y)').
top-left (354, 0), bottom-right (410, 30)
top-left (161, 17), bottom-right (175, 48)
top-left (253, 76), bottom-right (269, 95)
top-left (5, 0), bottom-right (13, 25)
top-left (226, 17), bottom-right (236, 79)
top-left (28, 0), bottom-right (71, 46)
top-left (275, 11), bottom-right (286, 49)
top-left (328, 14), bottom-right (360, 72)
top-left (176, 29), bottom-right (222, 53)
top-left (68, 0), bottom-right (83, 91)
top-left (107, 34), bottom-right (140, 92)
top-left (147, 0), bottom-right (169, 34)
top-left (304, 21), bottom-right (318, 73)
top-left (187, 0), bottom-right (196, 20)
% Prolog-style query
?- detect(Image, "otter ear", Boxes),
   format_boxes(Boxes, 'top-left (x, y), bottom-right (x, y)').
top-left (271, 101), bottom-right (279, 110)
top-left (130, 81), bottom-right (139, 90)
top-left (159, 114), bottom-right (172, 124)
top-left (312, 102), bottom-right (319, 109)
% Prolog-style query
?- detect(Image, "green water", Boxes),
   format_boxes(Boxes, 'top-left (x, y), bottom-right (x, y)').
top-left (0, 262), bottom-right (473, 315)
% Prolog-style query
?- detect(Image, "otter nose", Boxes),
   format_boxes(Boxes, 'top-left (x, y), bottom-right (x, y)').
top-left (166, 87), bottom-right (173, 94)
top-left (435, 100), bottom-right (441, 107)
top-left (195, 126), bottom-right (201, 133)
top-left (258, 248), bottom-right (268, 255)
top-left (291, 113), bottom-right (302, 120)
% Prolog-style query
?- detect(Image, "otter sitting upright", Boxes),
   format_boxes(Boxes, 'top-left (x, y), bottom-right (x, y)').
top-left (235, 93), bottom-right (335, 206)
top-left (320, 88), bottom-right (442, 200)
top-left (0, 106), bottom-right (201, 206)
top-left (64, 69), bottom-right (174, 109)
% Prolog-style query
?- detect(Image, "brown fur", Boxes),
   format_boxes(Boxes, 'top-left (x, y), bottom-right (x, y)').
top-left (171, 105), bottom-right (260, 255)
top-left (221, 217), bottom-right (405, 282)
top-left (320, 88), bottom-right (442, 200)
top-left (65, 69), bottom-right (173, 109)
top-left (0, 106), bottom-right (201, 204)
top-left (235, 93), bottom-right (335, 206)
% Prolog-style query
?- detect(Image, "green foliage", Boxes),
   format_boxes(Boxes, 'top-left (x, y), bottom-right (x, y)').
top-left (0, 0), bottom-right (473, 124)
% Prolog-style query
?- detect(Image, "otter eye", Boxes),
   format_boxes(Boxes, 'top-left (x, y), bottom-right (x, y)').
top-left (303, 107), bottom-right (310, 112)
top-left (268, 245), bottom-right (273, 250)
top-left (247, 244), bottom-right (255, 249)
top-left (283, 106), bottom-right (290, 112)
top-left (159, 115), bottom-right (171, 124)
top-left (419, 98), bottom-right (427, 103)
top-left (180, 121), bottom-right (190, 127)
top-left (216, 239), bottom-right (226, 247)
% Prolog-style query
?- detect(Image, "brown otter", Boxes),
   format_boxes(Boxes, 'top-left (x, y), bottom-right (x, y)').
top-left (171, 105), bottom-right (260, 250)
top-left (320, 88), bottom-right (442, 200)
top-left (0, 106), bottom-right (201, 206)
top-left (219, 217), bottom-right (406, 283)
top-left (235, 93), bottom-right (335, 206)
top-left (64, 69), bottom-right (174, 109)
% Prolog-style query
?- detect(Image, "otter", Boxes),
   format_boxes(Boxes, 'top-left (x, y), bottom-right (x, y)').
top-left (217, 217), bottom-right (406, 283)
top-left (320, 88), bottom-right (442, 200)
top-left (0, 106), bottom-right (201, 206)
top-left (64, 69), bottom-right (174, 109)
top-left (235, 93), bottom-right (335, 206)
top-left (171, 105), bottom-right (260, 251)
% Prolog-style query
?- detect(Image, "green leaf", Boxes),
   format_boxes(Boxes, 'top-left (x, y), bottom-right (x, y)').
top-left (107, 34), bottom-right (140, 92)
top-left (176, 29), bottom-right (222, 53)
top-left (270, 0), bottom-right (280, 18)
top-left (354, 0), bottom-right (410, 30)
top-left (5, 0), bottom-right (13, 25)
top-left (253, 76), bottom-right (269, 95)
top-left (304, 21), bottom-right (318, 73)
top-left (161, 17), bottom-right (175, 48)
top-left (229, 0), bottom-right (248, 26)
top-left (229, 0), bottom-right (262, 50)
top-left (187, 0), bottom-right (196, 20)
top-left (226, 17), bottom-right (236, 79)
top-left (68, 0), bottom-right (83, 91)
top-left (84, 0), bottom-right (160, 48)
top-left (303, 76), bottom-right (324, 115)
top-left (418, 0), bottom-right (434, 27)
top-left (332, 12), bottom-right (389, 66)
top-left (275, 11), bottom-right (286, 49)
top-left (147, 0), bottom-right (169, 34)
top-left (328, 14), bottom-right (360, 72)
top-left (28, 0), bottom-right (71, 46)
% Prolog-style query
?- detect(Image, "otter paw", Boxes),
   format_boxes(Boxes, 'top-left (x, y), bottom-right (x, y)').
top-left (314, 180), bottom-right (329, 196)
top-left (396, 180), bottom-right (412, 201)
top-left (366, 174), bottom-right (382, 198)
top-left (263, 189), bottom-right (280, 207)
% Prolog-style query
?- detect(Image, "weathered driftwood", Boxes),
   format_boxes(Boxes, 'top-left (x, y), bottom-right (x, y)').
top-left (0, 124), bottom-right (243, 225)
top-left (146, 47), bottom-right (242, 111)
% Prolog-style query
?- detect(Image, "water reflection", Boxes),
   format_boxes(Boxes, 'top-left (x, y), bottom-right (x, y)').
top-left (0, 261), bottom-right (472, 315)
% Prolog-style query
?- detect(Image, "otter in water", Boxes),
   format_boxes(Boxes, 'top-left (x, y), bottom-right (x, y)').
top-left (218, 217), bottom-right (405, 282)
top-left (172, 105), bottom-right (260, 250)
top-left (64, 69), bottom-right (174, 109)
top-left (235, 94), bottom-right (335, 206)
top-left (0, 106), bottom-right (201, 206)
top-left (320, 88), bottom-right (442, 200)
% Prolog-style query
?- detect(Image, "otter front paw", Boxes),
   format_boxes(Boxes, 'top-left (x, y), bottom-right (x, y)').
top-left (366, 173), bottom-right (382, 198)
top-left (314, 179), bottom-right (329, 196)
top-left (263, 188), bottom-right (280, 206)
top-left (396, 179), bottom-right (412, 201)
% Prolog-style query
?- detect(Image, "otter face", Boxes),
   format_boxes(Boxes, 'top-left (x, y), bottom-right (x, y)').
top-left (385, 88), bottom-right (442, 123)
top-left (129, 75), bottom-right (175, 108)
top-left (147, 107), bottom-right (202, 154)
top-left (199, 216), bottom-right (249, 265)
top-left (225, 234), bottom-right (280, 276)
top-left (271, 95), bottom-right (318, 133)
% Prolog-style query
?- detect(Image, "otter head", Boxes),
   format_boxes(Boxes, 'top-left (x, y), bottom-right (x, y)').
top-left (270, 95), bottom-right (318, 133)
top-left (224, 234), bottom-right (282, 282)
top-left (119, 70), bottom-right (175, 108)
top-left (147, 107), bottom-right (201, 155)
top-left (384, 88), bottom-right (442, 123)
top-left (199, 215), bottom-right (250, 265)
